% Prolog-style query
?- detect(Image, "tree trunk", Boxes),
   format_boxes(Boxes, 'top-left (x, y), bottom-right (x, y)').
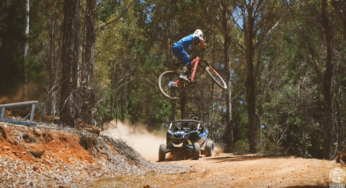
top-left (246, 2), bottom-right (257, 153)
top-left (60, 0), bottom-right (80, 127)
top-left (23, 0), bottom-right (29, 101)
top-left (47, 21), bottom-right (58, 116)
top-left (336, 86), bottom-right (343, 150)
top-left (222, 3), bottom-right (234, 153)
top-left (110, 61), bottom-right (115, 118)
top-left (209, 32), bottom-right (216, 128)
top-left (180, 90), bottom-right (187, 119)
top-left (121, 87), bottom-right (125, 121)
top-left (321, 0), bottom-right (333, 159)
top-left (81, 0), bottom-right (97, 124)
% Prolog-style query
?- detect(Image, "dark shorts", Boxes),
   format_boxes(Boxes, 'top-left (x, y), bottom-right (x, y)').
top-left (172, 43), bottom-right (191, 66)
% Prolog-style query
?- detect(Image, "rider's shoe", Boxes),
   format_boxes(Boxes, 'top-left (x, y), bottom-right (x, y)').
top-left (179, 66), bottom-right (191, 83)
top-left (179, 74), bottom-right (190, 83)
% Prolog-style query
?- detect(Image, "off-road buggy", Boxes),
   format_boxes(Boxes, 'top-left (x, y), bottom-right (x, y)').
top-left (158, 119), bottom-right (214, 161)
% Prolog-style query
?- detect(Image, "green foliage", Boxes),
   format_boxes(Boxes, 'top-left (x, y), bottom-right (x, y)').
top-left (98, 0), bottom-right (121, 22)
top-left (3, 0), bottom-right (346, 159)
top-left (0, 0), bottom-right (26, 95)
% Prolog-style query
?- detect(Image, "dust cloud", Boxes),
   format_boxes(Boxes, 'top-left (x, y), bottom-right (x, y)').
top-left (103, 121), bottom-right (166, 162)
top-left (102, 121), bottom-right (224, 162)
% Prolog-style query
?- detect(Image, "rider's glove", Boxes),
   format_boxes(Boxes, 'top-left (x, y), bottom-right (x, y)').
top-left (203, 43), bottom-right (207, 49)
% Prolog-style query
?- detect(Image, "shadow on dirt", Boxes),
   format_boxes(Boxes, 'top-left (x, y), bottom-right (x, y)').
top-left (161, 148), bottom-right (219, 162)
top-left (204, 153), bottom-right (292, 163)
top-left (285, 186), bottom-right (327, 188)
top-left (164, 148), bottom-right (193, 161)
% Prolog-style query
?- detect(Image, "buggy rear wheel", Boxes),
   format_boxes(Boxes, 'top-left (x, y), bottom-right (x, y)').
top-left (192, 142), bottom-right (200, 160)
top-left (205, 66), bottom-right (227, 90)
top-left (158, 144), bottom-right (166, 161)
top-left (205, 140), bottom-right (214, 157)
top-left (158, 71), bottom-right (186, 100)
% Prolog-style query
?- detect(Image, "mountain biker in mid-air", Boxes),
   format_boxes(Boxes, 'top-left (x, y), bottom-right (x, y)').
top-left (172, 29), bottom-right (207, 83)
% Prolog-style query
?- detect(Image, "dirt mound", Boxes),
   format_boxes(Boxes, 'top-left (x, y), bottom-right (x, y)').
top-left (0, 122), bottom-right (191, 187)
top-left (0, 124), bottom-right (94, 165)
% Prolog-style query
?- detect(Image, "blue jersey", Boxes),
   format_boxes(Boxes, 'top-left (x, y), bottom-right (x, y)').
top-left (172, 33), bottom-right (201, 66)
top-left (174, 34), bottom-right (201, 49)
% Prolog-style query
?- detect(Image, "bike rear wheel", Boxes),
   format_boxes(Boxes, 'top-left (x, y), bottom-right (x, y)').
top-left (158, 71), bottom-right (185, 100)
top-left (205, 66), bottom-right (227, 90)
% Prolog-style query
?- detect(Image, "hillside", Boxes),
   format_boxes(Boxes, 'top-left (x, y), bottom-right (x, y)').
top-left (0, 121), bottom-right (190, 187)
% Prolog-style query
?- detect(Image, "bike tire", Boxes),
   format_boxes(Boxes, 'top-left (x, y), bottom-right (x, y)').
top-left (158, 71), bottom-right (183, 100)
top-left (205, 66), bottom-right (227, 90)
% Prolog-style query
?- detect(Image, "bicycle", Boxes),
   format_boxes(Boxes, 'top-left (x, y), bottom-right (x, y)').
top-left (158, 56), bottom-right (227, 100)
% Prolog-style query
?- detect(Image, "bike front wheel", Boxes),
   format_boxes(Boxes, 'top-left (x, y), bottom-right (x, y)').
top-left (158, 71), bottom-right (185, 100)
top-left (205, 66), bottom-right (227, 90)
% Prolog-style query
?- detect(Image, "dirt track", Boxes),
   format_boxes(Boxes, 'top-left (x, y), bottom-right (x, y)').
top-left (102, 122), bottom-right (346, 187)
top-left (153, 153), bottom-right (340, 188)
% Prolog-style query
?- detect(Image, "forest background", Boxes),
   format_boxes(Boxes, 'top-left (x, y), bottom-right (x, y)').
top-left (0, 0), bottom-right (345, 160)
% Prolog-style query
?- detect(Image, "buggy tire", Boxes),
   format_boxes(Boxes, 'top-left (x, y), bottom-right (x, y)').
top-left (192, 142), bottom-right (200, 160)
top-left (205, 140), bottom-right (214, 157)
top-left (158, 144), bottom-right (166, 162)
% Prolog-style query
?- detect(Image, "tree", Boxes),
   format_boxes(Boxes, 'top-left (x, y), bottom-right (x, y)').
top-left (60, 0), bottom-right (80, 126)
top-left (80, 0), bottom-right (98, 124)
top-left (0, 0), bottom-right (26, 97)
top-left (200, 0), bottom-right (235, 152)
top-left (321, 0), bottom-right (333, 160)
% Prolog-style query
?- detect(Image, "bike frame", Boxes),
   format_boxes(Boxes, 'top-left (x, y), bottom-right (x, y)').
top-left (173, 56), bottom-right (205, 87)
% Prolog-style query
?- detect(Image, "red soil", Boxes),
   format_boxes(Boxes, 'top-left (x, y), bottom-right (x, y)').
top-left (0, 124), bottom-right (94, 169)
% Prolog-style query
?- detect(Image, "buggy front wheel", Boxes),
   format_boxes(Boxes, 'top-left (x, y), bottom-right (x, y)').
top-left (158, 144), bottom-right (166, 161)
top-left (205, 66), bottom-right (227, 90)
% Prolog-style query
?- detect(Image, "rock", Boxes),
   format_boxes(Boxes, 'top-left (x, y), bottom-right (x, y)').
top-left (74, 118), bottom-right (100, 135)
top-left (34, 114), bottom-right (60, 124)
top-left (25, 143), bottom-right (45, 158)
top-left (86, 127), bottom-right (101, 135)
top-left (33, 128), bottom-right (42, 136)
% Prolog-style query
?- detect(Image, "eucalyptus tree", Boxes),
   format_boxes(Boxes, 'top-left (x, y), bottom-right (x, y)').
top-left (80, 0), bottom-right (98, 124)
top-left (34, 0), bottom-right (64, 116)
top-left (331, 0), bottom-right (346, 151)
top-left (286, 0), bottom-right (339, 159)
top-left (0, 0), bottom-right (26, 97)
top-left (198, 0), bottom-right (235, 152)
top-left (60, 0), bottom-right (80, 126)
top-left (231, 0), bottom-right (287, 153)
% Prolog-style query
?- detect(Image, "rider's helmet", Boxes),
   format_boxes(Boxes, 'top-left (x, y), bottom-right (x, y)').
top-left (193, 29), bottom-right (205, 45)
